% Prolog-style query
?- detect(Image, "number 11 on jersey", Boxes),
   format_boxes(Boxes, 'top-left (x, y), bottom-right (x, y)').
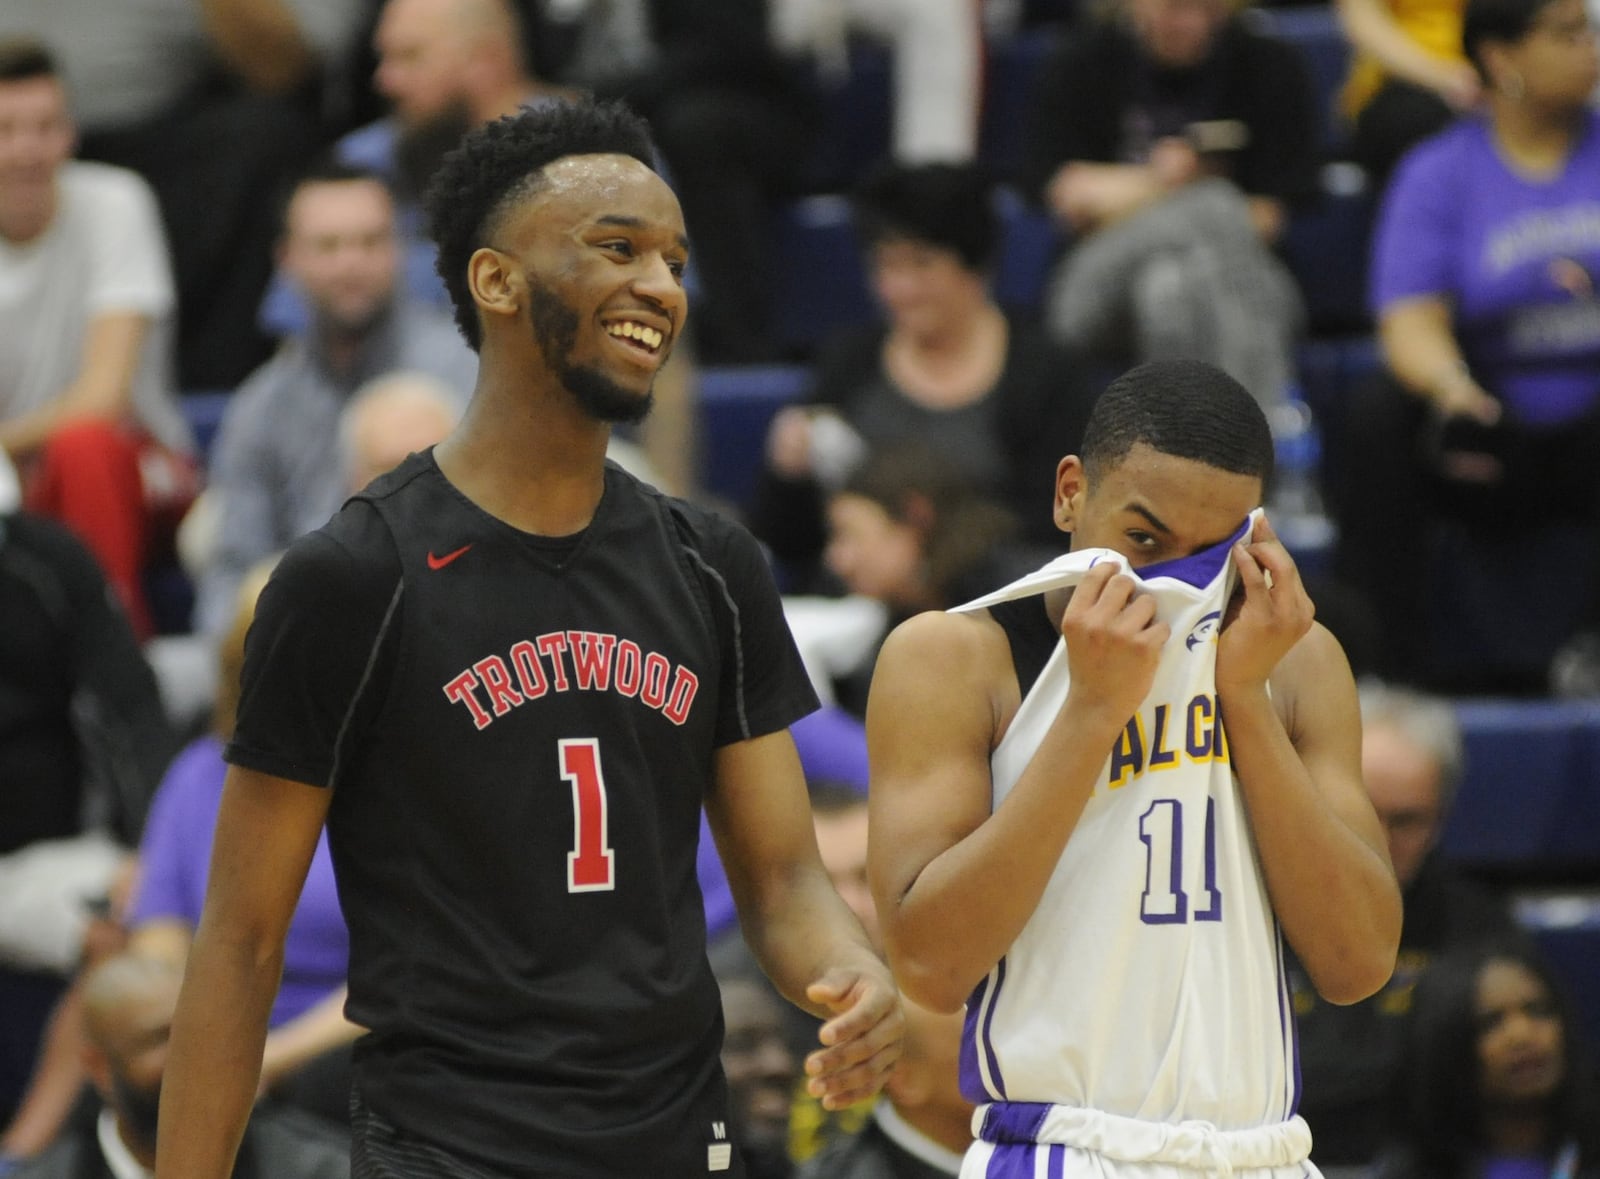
top-left (560, 739), bottom-right (616, 892)
top-left (1138, 796), bottom-right (1222, 925)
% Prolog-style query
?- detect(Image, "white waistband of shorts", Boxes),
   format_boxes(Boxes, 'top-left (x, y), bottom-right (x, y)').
top-left (974, 1103), bottom-right (1312, 1173)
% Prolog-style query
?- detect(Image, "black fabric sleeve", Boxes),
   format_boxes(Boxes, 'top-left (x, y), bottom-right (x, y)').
top-left (691, 512), bottom-right (819, 747)
top-left (1019, 26), bottom-right (1127, 203)
top-left (36, 518), bottom-right (178, 845)
top-left (1229, 30), bottom-right (1322, 206)
top-left (226, 503), bottom-right (402, 789)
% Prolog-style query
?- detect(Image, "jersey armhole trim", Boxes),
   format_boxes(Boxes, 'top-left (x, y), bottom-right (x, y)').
top-left (679, 546), bottom-right (749, 741)
top-left (327, 577), bottom-right (404, 790)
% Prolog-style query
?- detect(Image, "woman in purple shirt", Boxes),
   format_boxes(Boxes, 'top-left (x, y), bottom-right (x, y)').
top-left (1335, 0), bottom-right (1600, 691)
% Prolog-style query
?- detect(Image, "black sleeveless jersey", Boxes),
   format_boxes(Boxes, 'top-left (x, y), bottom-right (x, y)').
top-left (228, 453), bottom-right (819, 1176)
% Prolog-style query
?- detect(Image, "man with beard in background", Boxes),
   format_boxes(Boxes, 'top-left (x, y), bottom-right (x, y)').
top-left (326, 0), bottom-right (572, 316)
top-left (12, 954), bottom-right (347, 1179)
top-left (194, 161), bottom-right (476, 638)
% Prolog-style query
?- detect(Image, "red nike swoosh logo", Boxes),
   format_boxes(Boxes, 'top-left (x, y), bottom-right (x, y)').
top-left (426, 544), bottom-right (473, 570)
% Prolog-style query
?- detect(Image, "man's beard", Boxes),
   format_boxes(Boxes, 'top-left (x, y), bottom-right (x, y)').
top-left (528, 282), bottom-right (654, 425)
top-left (110, 1067), bottom-right (162, 1154)
top-left (394, 101), bottom-right (475, 203)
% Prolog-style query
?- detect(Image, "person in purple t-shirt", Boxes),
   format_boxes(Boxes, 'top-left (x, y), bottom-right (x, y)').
top-left (1333, 0), bottom-right (1600, 692)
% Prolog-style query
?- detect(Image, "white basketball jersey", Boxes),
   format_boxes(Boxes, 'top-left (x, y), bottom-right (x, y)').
top-left (950, 512), bottom-right (1300, 1130)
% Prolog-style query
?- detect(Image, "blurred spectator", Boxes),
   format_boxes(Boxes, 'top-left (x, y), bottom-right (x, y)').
top-left (268, 0), bottom-right (576, 324)
top-left (1293, 683), bottom-right (1518, 1172)
top-left (718, 973), bottom-right (802, 1179)
top-left (11, 954), bottom-right (349, 1179)
top-left (1022, 0), bottom-right (1318, 405)
top-left (0, 40), bottom-right (197, 638)
top-left (1333, 0), bottom-right (1600, 692)
top-left (0, 0), bottom-right (365, 389)
top-left (340, 372), bottom-right (465, 493)
top-left (1337, 0), bottom-right (1481, 183)
top-left (795, 999), bottom-right (972, 1178)
top-left (193, 162), bottom-right (474, 638)
top-left (752, 162), bottom-right (1095, 587)
top-left (576, 0), bottom-right (822, 364)
top-left (769, 0), bottom-right (983, 163)
top-left (1370, 940), bottom-right (1600, 1179)
top-left (799, 445), bottom-right (1051, 715)
top-left (0, 493), bottom-right (176, 1133)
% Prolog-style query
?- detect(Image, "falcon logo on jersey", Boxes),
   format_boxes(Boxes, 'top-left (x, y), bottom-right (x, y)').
top-left (1185, 610), bottom-right (1221, 651)
top-left (442, 630), bottom-right (700, 729)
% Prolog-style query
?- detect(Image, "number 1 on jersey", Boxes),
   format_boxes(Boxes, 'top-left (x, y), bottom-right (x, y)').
top-left (559, 739), bottom-right (615, 892)
top-left (1138, 796), bottom-right (1221, 925)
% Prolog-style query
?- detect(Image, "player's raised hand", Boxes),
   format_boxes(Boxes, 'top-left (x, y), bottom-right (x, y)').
top-left (1060, 561), bottom-right (1170, 724)
top-left (1216, 515), bottom-right (1315, 696)
top-left (803, 961), bottom-right (904, 1110)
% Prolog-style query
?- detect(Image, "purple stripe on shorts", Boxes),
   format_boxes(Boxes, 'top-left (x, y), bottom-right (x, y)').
top-left (985, 1144), bottom-right (1042, 1179)
top-left (1048, 1144), bottom-right (1066, 1179)
top-left (1139, 518), bottom-right (1250, 590)
top-left (980, 1101), bottom-right (1052, 1145)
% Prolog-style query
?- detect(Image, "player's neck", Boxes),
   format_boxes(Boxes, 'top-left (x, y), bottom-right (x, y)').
top-left (436, 376), bottom-right (611, 536)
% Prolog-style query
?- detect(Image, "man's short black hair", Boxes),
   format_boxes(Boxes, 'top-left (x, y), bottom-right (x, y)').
top-left (275, 157), bottom-right (393, 241)
top-left (424, 98), bottom-right (659, 351)
top-left (852, 161), bottom-right (998, 272)
top-left (1080, 359), bottom-right (1274, 485)
top-left (0, 38), bottom-right (58, 84)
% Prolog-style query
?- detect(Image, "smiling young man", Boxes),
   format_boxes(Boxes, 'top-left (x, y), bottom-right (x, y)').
top-left (155, 99), bottom-right (900, 1179)
top-left (866, 360), bottom-right (1401, 1178)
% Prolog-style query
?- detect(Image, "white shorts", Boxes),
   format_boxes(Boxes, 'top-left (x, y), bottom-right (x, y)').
top-left (960, 1102), bottom-right (1321, 1179)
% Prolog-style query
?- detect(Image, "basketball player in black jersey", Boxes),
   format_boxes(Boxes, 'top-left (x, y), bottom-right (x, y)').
top-left (156, 99), bottom-right (902, 1178)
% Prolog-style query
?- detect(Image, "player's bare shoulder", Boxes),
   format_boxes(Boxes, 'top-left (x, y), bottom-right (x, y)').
top-left (871, 607), bottom-right (1020, 746)
top-left (1267, 620), bottom-right (1359, 743)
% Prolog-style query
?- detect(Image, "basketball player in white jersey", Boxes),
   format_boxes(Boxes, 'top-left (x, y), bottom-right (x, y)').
top-left (866, 360), bottom-right (1402, 1178)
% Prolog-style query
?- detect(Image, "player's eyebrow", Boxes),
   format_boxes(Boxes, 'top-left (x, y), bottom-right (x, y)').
top-left (594, 214), bottom-right (690, 253)
top-left (1125, 503), bottom-right (1172, 534)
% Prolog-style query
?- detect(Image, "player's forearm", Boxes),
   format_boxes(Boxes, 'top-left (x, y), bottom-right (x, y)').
top-left (260, 986), bottom-right (362, 1090)
top-left (885, 702), bottom-right (1124, 1013)
top-left (742, 864), bottom-right (882, 1018)
top-left (155, 923), bottom-right (282, 1179)
top-left (1221, 688), bottom-right (1401, 1004)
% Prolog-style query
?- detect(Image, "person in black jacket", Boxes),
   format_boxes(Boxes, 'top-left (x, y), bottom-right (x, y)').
top-left (752, 161), bottom-right (1097, 592)
top-left (0, 503), bottom-right (177, 1137)
top-left (1021, 0), bottom-right (1320, 405)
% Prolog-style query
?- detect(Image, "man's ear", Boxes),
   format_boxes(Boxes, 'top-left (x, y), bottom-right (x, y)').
top-left (1054, 455), bottom-right (1088, 533)
top-left (467, 246), bottom-right (521, 327)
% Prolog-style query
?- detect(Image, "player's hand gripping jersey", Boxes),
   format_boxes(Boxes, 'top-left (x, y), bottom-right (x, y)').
top-left (950, 511), bottom-right (1314, 1176)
